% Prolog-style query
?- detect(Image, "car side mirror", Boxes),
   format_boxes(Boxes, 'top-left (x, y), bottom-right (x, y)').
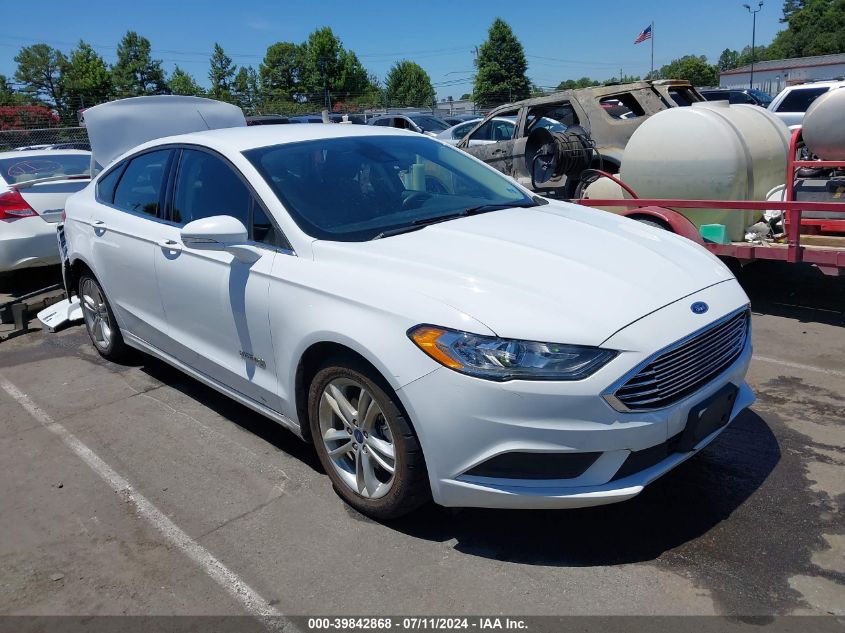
top-left (180, 215), bottom-right (260, 263)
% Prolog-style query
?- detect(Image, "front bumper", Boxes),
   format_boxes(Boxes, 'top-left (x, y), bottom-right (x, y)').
top-left (397, 280), bottom-right (755, 509)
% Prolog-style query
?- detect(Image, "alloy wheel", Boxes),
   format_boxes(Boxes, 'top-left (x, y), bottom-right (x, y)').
top-left (318, 377), bottom-right (396, 499)
top-left (80, 278), bottom-right (113, 350)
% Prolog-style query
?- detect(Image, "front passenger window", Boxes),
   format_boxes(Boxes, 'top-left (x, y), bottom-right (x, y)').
top-left (468, 121), bottom-right (493, 142)
top-left (173, 149), bottom-right (280, 246)
top-left (173, 150), bottom-right (252, 227)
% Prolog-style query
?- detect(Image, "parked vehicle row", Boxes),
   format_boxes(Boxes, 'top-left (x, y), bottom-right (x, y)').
top-left (55, 96), bottom-right (753, 520)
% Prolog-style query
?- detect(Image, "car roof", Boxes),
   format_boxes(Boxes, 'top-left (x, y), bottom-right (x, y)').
top-left (782, 80), bottom-right (845, 90)
top-left (119, 123), bottom-right (421, 159)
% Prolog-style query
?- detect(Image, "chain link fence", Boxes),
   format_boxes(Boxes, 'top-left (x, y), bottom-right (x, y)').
top-left (0, 127), bottom-right (89, 153)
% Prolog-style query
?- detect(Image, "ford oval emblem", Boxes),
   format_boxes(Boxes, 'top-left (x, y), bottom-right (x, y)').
top-left (691, 302), bottom-right (709, 314)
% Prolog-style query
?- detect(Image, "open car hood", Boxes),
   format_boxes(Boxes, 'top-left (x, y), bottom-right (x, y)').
top-left (82, 96), bottom-right (246, 168)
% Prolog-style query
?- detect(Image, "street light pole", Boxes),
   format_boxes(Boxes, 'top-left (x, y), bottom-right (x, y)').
top-left (743, 1), bottom-right (764, 90)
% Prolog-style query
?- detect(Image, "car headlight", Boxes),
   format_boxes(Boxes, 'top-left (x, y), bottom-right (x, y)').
top-left (408, 325), bottom-right (617, 381)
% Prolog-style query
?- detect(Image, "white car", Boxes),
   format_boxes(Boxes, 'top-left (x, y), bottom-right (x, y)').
top-left (436, 117), bottom-right (515, 146)
top-left (0, 149), bottom-right (93, 274)
top-left (768, 80), bottom-right (845, 129)
top-left (63, 97), bottom-right (754, 519)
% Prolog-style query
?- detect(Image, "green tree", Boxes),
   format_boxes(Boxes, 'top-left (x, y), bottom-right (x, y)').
top-left (782, 0), bottom-right (807, 21)
top-left (602, 73), bottom-right (640, 86)
top-left (0, 75), bottom-right (24, 105)
top-left (233, 66), bottom-right (260, 113)
top-left (556, 77), bottom-right (600, 90)
top-left (658, 55), bottom-right (719, 86)
top-left (768, 0), bottom-right (845, 57)
top-left (459, 93), bottom-right (471, 100)
top-left (384, 60), bottom-right (436, 108)
top-left (208, 43), bottom-right (236, 101)
top-left (473, 18), bottom-right (530, 107)
top-left (717, 48), bottom-right (741, 71)
top-left (260, 41), bottom-right (305, 103)
top-left (62, 41), bottom-right (112, 109)
top-left (336, 50), bottom-right (378, 102)
top-left (13, 44), bottom-right (67, 113)
top-left (258, 28), bottom-right (379, 111)
top-left (736, 44), bottom-right (771, 66)
top-left (112, 31), bottom-right (166, 97)
top-left (168, 66), bottom-right (203, 96)
top-left (301, 27), bottom-right (343, 103)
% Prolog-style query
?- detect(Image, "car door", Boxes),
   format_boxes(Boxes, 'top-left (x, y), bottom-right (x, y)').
top-left (153, 146), bottom-right (283, 411)
top-left (90, 148), bottom-right (174, 350)
top-left (461, 109), bottom-right (520, 175)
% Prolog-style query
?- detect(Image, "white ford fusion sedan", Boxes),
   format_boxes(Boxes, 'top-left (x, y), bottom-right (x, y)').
top-left (63, 97), bottom-right (754, 519)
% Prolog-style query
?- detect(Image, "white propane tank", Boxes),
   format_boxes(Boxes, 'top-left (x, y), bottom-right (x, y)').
top-left (802, 88), bottom-right (845, 160)
top-left (619, 101), bottom-right (790, 241)
top-left (581, 176), bottom-right (632, 211)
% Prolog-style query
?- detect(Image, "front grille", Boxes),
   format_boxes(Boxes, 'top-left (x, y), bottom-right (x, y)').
top-left (609, 308), bottom-right (750, 411)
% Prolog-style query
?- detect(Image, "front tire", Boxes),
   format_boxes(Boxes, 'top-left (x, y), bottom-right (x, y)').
top-left (308, 357), bottom-right (430, 519)
top-left (79, 273), bottom-right (127, 361)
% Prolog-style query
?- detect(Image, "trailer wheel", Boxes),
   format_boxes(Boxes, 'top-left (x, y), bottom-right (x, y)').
top-left (631, 216), bottom-right (672, 231)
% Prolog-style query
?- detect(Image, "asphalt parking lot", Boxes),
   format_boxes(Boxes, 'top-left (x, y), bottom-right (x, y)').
top-left (0, 262), bottom-right (843, 620)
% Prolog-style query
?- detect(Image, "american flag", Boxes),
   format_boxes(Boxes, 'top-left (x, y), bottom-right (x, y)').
top-left (634, 24), bottom-right (653, 44)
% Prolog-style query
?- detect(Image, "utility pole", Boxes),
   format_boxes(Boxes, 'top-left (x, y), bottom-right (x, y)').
top-left (743, 2), bottom-right (764, 89)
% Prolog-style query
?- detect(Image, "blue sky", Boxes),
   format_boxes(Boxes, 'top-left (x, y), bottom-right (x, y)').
top-left (0, 0), bottom-right (786, 100)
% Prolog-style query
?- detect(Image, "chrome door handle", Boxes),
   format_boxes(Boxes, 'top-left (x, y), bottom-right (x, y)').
top-left (157, 239), bottom-right (182, 253)
top-left (92, 219), bottom-right (106, 232)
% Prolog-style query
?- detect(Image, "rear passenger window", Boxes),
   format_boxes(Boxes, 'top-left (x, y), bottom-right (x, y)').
top-left (776, 87), bottom-right (828, 112)
top-left (112, 150), bottom-right (171, 217)
top-left (96, 163), bottom-right (124, 204)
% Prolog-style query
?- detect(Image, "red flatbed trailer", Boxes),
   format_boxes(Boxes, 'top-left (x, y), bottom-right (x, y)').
top-left (576, 128), bottom-right (845, 276)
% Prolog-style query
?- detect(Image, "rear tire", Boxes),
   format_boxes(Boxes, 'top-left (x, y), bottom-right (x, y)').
top-left (78, 273), bottom-right (127, 361)
top-left (308, 356), bottom-right (430, 520)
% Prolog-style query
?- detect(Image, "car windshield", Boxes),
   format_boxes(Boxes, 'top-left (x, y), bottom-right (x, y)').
top-left (749, 89), bottom-right (772, 105)
top-left (0, 153), bottom-right (93, 184)
top-left (245, 135), bottom-right (535, 241)
top-left (409, 116), bottom-right (449, 132)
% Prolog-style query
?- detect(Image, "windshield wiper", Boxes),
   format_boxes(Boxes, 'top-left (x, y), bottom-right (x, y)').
top-left (459, 201), bottom-right (540, 215)
top-left (372, 200), bottom-right (540, 240)
top-left (411, 201), bottom-right (539, 226)
top-left (371, 225), bottom-right (427, 240)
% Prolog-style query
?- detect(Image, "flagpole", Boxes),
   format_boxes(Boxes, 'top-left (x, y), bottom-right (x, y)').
top-left (650, 21), bottom-right (654, 78)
